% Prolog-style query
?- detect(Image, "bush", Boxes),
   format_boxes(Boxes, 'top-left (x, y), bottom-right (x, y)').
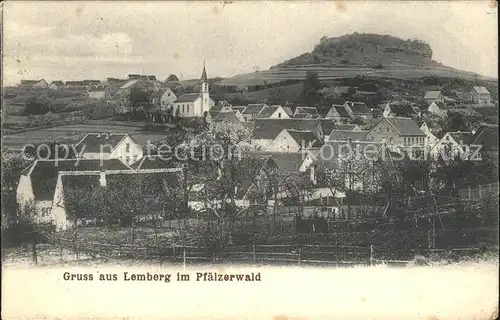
top-left (372, 63), bottom-right (384, 69)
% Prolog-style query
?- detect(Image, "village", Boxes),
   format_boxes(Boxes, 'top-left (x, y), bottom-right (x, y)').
top-left (2, 63), bottom-right (499, 265)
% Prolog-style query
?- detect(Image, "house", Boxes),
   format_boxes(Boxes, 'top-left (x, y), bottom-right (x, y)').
top-left (209, 101), bottom-right (233, 118)
top-left (50, 168), bottom-right (182, 229)
top-left (120, 79), bottom-right (147, 91)
top-left (242, 103), bottom-right (268, 121)
top-left (252, 118), bottom-right (324, 149)
top-left (383, 103), bottom-right (416, 118)
top-left (430, 131), bottom-right (474, 159)
top-left (83, 80), bottom-right (102, 89)
top-left (293, 106), bottom-right (320, 118)
top-left (424, 91), bottom-right (444, 104)
top-left (256, 105), bottom-right (291, 119)
top-left (469, 86), bottom-right (492, 105)
top-left (20, 79), bottom-right (48, 89)
top-left (74, 133), bottom-right (143, 165)
top-left (471, 124), bottom-right (498, 155)
top-left (232, 106), bottom-right (246, 114)
top-left (366, 117), bottom-right (426, 147)
top-left (267, 129), bottom-right (323, 152)
top-left (327, 130), bottom-right (368, 142)
top-left (148, 87), bottom-right (177, 110)
top-left (419, 122), bottom-right (440, 149)
top-left (171, 65), bottom-right (214, 118)
top-left (65, 81), bottom-right (90, 91)
top-left (88, 88), bottom-right (108, 100)
top-left (48, 81), bottom-right (64, 90)
top-left (427, 101), bottom-right (449, 117)
top-left (212, 110), bottom-right (245, 123)
top-left (344, 101), bottom-right (372, 119)
top-left (333, 86), bottom-right (353, 96)
top-left (324, 105), bottom-right (352, 122)
top-left (16, 158), bottom-right (132, 223)
top-left (106, 78), bottom-right (128, 88)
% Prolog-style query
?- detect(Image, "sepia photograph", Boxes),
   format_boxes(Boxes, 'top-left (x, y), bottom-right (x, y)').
top-left (1, 1), bottom-right (499, 319)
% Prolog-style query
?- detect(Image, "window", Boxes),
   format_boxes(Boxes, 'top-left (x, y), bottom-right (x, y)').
top-left (278, 113), bottom-right (281, 118)
top-left (386, 127), bottom-right (389, 132)
top-left (126, 143), bottom-right (130, 153)
top-left (187, 105), bottom-right (190, 113)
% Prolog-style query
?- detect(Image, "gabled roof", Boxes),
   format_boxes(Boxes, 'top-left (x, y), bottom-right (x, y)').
top-left (50, 81), bottom-right (64, 86)
top-left (232, 106), bottom-right (246, 113)
top-left (25, 159), bottom-right (131, 201)
top-left (285, 130), bottom-right (323, 149)
top-left (213, 111), bottom-right (243, 123)
top-left (282, 106), bottom-right (294, 117)
top-left (327, 130), bottom-right (368, 141)
top-left (75, 133), bottom-right (132, 154)
top-left (472, 124), bottom-right (498, 151)
top-left (447, 132), bottom-right (474, 145)
top-left (174, 93), bottom-right (201, 103)
top-left (120, 79), bottom-right (146, 89)
top-left (131, 155), bottom-right (179, 170)
top-left (424, 91), bottom-right (442, 99)
top-left (346, 102), bottom-right (370, 114)
top-left (472, 86), bottom-right (490, 94)
top-left (431, 101), bottom-right (448, 110)
top-left (320, 119), bottom-right (336, 135)
top-left (256, 106), bottom-right (280, 119)
top-left (388, 104), bottom-right (415, 117)
top-left (331, 124), bottom-right (360, 131)
top-left (253, 119), bottom-right (321, 140)
top-left (21, 80), bottom-right (43, 85)
top-left (293, 113), bottom-right (313, 119)
top-left (245, 151), bottom-right (308, 173)
top-left (294, 106), bottom-right (319, 117)
top-left (381, 117), bottom-right (426, 136)
top-left (331, 105), bottom-right (351, 118)
top-left (243, 104), bottom-right (267, 115)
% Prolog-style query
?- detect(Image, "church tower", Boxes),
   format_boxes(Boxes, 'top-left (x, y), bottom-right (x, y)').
top-left (200, 63), bottom-right (210, 115)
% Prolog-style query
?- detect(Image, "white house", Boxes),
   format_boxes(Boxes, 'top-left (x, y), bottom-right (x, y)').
top-left (172, 65), bottom-right (215, 118)
top-left (419, 122), bottom-right (440, 150)
top-left (430, 131), bottom-right (474, 160)
top-left (423, 91), bottom-right (444, 104)
top-left (21, 79), bottom-right (49, 89)
top-left (16, 159), bottom-right (132, 226)
top-left (159, 87), bottom-right (177, 109)
top-left (427, 101), bottom-right (448, 117)
top-left (75, 133), bottom-right (143, 165)
top-left (255, 105), bottom-right (291, 119)
top-left (469, 86), bottom-right (492, 105)
top-left (48, 81), bottom-right (64, 90)
top-left (88, 88), bottom-right (108, 100)
top-left (49, 168), bottom-right (183, 230)
top-left (266, 129), bottom-right (323, 152)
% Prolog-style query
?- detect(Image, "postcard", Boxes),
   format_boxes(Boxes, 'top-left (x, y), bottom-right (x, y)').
top-left (1, 1), bottom-right (498, 319)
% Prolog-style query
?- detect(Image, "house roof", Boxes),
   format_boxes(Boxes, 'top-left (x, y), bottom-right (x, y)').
top-left (327, 130), bottom-right (368, 141)
top-left (293, 113), bottom-right (313, 119)
top-left (213, 111), bottom-right (243, 123)
top-left (89, 88), bottom-right (105, 92)
top-left (320, 119), bottom-right (336, 135)
top-left (120, 79), bottom-right (146, 89)
top-left (243, 104), bottom-right (267, 115)
top-left (331, 105), bottom-right (351, 118)
top-left (431, 101), bottom-right (448, 110)
top-left (286, 130), bottom-right (323, 149)
top-left (75, 133), bottom-right (131, 154)
top-left (346, 102), bottom-right (370, 114)
top-left (131, 155), bottom-right (179, 170)
top-left (21, 80), bottom-right (43, 85)
top-left (253, 119), bottom-right (321, 140)
top-left (25, 159), bottom-right (131, 201)
top-left (282, 106), bottom-right (294, 117)
top-left (50, 81), bottom-right (64, 85)
top-left (382, 117), bottom-right (426, 136)
top-left (256, 106), bottom-right (280, 119)
top-left (332, 124), bottom-right (360, 131)
top-left (294, 106), bottom-right (319, 117)
top-left (472, 124), bottom-right (498, 151)
top-left (472, 86), bottom-right (490, 94)
top-left (232, 106), bottom-right (246, 113)
top-left (65, 81), bottom-right (87, 86)
top-left (424, 91), bottom-right (442, 99)
top-left (388, 104), bottom-right (415, 117)
top-left (448, 132), bottom-right (474, 145)
top-left (249, 151), bottom-right (307, 173)
top-left (174, 93), bottom-right (201, 103)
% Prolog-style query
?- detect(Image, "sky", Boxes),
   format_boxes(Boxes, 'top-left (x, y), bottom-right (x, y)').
top-left (2, 1), bottom-right (498, 85)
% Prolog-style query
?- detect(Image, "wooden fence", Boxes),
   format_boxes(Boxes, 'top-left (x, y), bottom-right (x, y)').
top-left (36, 234), bottom-right (484, 267)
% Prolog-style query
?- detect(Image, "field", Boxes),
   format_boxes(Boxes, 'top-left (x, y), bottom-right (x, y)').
top-left (2, 123), bottom-right (171, 151)
top-left (216, 65), bottom-right (494, 86)
top-left (219, 83), bottom-right (303, 102)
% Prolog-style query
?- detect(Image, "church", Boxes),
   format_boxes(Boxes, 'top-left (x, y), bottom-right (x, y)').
top-left (172, 65), bottom-right (215, 118)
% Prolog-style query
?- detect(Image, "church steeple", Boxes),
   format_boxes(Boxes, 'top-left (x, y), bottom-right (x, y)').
top-left (201, 61), bottom-right (208, 82)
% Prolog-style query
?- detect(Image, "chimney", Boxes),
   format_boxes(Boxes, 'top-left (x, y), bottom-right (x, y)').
top-left (99, 170), bottom-right (107, 187)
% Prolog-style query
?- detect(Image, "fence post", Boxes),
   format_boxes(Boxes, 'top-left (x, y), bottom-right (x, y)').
top-left (252, 240), bottom-right (256, 262)
top-left (370, 245), bottom-right (374, 266)
top-left (298, 247), bottom-right (301, 266)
